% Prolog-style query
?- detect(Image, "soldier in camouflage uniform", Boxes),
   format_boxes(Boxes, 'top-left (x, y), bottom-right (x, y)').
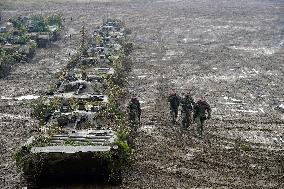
top-left (168, 92), bottom-right (181, 123)
top-left (180, 92), bottom-right (195, 128)
top-left (193, 97), bottom-right (211, 137)
top-left (128, 96), bottom-right (141, 125)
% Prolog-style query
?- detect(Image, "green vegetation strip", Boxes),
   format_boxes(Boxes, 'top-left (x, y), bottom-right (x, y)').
top-left (0, 14), bottom-right (63, 78)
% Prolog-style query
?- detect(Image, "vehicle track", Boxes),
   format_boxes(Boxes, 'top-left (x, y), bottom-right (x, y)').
top-left (1, 0), bottom-right (284, 188)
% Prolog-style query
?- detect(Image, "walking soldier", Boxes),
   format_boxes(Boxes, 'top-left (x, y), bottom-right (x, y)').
top-left (193, 97), bottom-right (211, 137)
top-left (128, 96), bottom-right (141, 125)
top-left (168, 92), bottom-right (181, 123)
top-left (181, 92), bottom-right (194, 128)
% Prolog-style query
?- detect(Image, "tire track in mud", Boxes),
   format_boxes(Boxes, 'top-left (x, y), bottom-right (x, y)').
top-left (126, 47), bottom-right (284, 189)
top-left (130, 77), bottom-right (284, 188)
top-left (1, 0), bottom-right (284, 188)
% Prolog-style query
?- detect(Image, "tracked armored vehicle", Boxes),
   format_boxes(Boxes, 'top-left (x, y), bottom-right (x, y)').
top-left (0, 14), bottom-right (62, 79)
top-left (20, 122), bottom-right (124, 187)
top-left (18, 74), bottom-right (126, 187)
top-left (12, 14), bottom-right (62, 48)
top-left (16, 19), bottom-right (132, 188)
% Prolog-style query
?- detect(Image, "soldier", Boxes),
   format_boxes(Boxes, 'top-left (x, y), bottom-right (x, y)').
top-left (180, 92), bottom-right (195, 128)
top-left (128, 96), bottom-right (141, 125)
top-left (193, 97), bottom-right (211, 137)
top-left (168, 91), bottom-right (181, 123)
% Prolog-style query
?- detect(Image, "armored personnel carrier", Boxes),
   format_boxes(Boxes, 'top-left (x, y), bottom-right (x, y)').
top-left (1, 41), bottom-right (36, 59)
top-left (12, 14), bottom-right (62, 48)
top-left (0, 14), bottom-right (62, 79)
top-left (16, 19), bottom-right (132, 188)
top-left (18, 78), bottom-right (126, 187)
top-left (20, 128), bottom-right (124, 187)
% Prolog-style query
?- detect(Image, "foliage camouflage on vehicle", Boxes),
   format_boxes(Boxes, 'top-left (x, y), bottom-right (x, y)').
top-left (15, 18), bottom-right (134, 187)
top-left (0, 14), bottom-right (63, 78)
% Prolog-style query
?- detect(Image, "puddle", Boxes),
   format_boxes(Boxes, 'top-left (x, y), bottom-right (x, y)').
top-left (224, 146), bottom-right (234, 150)
top-left (138, 75), bottom-right (147, 78)
top-left (230, 98), bottom-right (242, 103)
top-left (0, 96), bottom-right (13, 100)
top-left (15, 95), bottom-right (40, 101)
top-left (1, 95), bottom-right (40, 101)
top-left (0, 113), bottom-right (31, 120)
top-left (221, 102), bottom-right (241, 105)
top-left (259, 108), bottom-right (265, 113)
top-left (231, 109), bottom-right (258, 114)
top-left (220, 97), bottom-right (245, 105)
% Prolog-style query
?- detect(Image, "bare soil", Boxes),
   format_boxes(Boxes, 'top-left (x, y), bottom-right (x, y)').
top-left (0, 0), bottom-right (283, 188)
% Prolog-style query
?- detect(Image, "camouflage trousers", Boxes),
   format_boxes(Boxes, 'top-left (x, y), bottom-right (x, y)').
top-left (195, 116), bottom-right (206, 136)
top-left (129, 111), bottom-right (140, 125)
top-left (170, 107), bottom-right (178, 122)
top-left (181, 111), bottom-right (192, 128)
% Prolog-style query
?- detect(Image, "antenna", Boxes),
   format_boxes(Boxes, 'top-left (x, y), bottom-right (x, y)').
top-left (80, 22), bottom-right (87, 56)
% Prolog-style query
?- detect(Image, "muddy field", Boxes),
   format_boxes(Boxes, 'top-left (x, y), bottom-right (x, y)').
top-left (0, 0), bottom-right (284, 188)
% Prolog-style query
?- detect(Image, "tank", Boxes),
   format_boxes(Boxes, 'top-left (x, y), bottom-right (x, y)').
top-left (15, 19), bottom-right (132, 188)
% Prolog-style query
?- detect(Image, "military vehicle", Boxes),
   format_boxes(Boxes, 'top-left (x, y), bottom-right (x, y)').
top-left (48, 25), bottom-right (61, 41)
top-left (36, 34), bottom-right (50, 48)
top-left (16, 19), bottom-right (132, 188)
top-left (0, 41), bottom-right (36, 60)
top-left (0, 14), bottom-right (63, 79)
top-left (18, 82), bottom-right (125, 188)
top-left (11, 14), bottom-right (62, 48)
top-left (0, 59), bottom-right (11, 78)
top-left (20, 128), bottom-right (124, 187)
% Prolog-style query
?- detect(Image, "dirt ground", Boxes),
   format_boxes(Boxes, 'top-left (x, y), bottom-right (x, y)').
top-left (0, 0), bottom-right (284, 188)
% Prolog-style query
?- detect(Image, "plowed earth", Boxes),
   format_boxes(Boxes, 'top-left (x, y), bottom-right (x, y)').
top-left (0, 0), bottom-right (283, 188)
